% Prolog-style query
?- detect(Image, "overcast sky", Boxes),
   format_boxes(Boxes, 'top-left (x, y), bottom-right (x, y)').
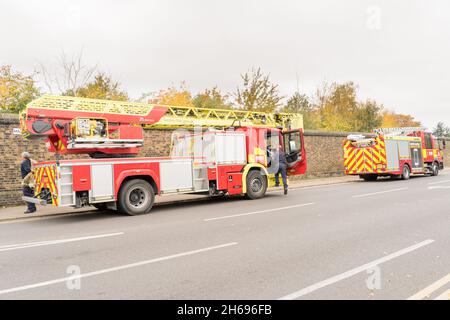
top-left (1, 0), bottom-right (449, 127)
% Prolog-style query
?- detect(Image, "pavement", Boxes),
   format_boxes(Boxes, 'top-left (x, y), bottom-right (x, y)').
top-left (0, 170), bottom-right (449, 300)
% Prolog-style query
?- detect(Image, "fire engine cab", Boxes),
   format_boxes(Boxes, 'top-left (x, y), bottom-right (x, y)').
top-left (20, 95), bottom-right (306, 215)
top-left (343, 127), bottom-right (444, 181)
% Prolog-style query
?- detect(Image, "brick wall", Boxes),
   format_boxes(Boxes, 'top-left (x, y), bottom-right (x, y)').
top-left (303, 131), bottom-right (348, 177)
top-left (1, 113), bottom-right (449, 206)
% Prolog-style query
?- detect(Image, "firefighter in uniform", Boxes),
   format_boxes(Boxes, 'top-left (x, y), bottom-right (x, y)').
top-left (21, 152), bottom-right (37, 214)
top-left (274, 145), bottom-right (288, 195)
top-left (268, 145), bottom-right (288, 195)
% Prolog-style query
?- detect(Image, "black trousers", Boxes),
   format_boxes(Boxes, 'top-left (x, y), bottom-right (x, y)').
top-left (275, 163), bottom-right (288, 188)
top-left (23, 186), bottom-right (36, 211)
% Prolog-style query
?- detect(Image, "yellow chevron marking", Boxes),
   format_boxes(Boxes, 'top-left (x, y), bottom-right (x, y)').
top-left (347, 150), bottom-right (360, 169)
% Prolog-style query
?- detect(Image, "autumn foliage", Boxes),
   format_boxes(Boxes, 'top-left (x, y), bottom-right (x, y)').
top-left (0, 65), bottom-right (40, 113)
top-left (0, 63), bottom-right (425, 133)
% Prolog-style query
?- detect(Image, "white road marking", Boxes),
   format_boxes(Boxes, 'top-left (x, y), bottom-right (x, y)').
top-left (278, 239), bottom-right (434, 300)
top-left (0, 242), bottom-right (237, 296)
top-left (428, 179), bottom-right (450, 185)
top-left (204, 203), bottom-right (316, 221)
top-left (352, 187), bottom-right (408, 198)
top-left (434, 290), bottom-right (450, 300)
top-left (408, 273), bottom-right (450, 300)
top-left (0, 232), bottom-right (124, 252)
top-left (427, 185), bottom-right (450, 190)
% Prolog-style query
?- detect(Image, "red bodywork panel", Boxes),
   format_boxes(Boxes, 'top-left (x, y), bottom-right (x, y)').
top-left (216, 165), bottom-right (245, 190)
top-left (116, 125), bottom-right (143, 140)
top-left (227, 172), bottom-right (243, 195)
top-left (207, 167), bottom-right (217, 180)
top-left (72, 165), bottom-right (91, 191)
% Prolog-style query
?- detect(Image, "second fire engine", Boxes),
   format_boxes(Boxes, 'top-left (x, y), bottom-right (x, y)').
top-left (343, 127), bottom-right (444, 181)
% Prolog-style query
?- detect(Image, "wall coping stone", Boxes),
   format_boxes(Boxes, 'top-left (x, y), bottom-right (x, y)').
top-left (0, 113), bottom-right (20, 124)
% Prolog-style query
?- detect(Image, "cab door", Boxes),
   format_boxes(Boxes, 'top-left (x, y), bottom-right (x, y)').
top-left (282, 129), bottom-right (307, 175)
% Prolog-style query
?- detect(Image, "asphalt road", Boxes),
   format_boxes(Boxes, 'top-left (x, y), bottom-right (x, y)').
top-left (0, 172), bottom-right (450, 300)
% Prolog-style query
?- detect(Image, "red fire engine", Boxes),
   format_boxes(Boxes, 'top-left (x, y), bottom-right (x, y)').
top-left (343, 127), bottom-right (444, 181)
top-left (21, 95), bottom-right (307, 215)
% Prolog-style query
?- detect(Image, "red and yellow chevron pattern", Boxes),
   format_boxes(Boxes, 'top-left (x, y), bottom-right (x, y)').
top-left (34, 165), bottom-right (59, 206)
top-left (343, 137), bottom-right (387, 174)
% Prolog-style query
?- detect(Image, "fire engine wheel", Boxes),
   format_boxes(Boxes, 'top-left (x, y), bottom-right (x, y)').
top-left (431, 162), bottom-right (439, 176)
top-left (401, 164), bottom-right (411, 180)
top-left (245, 170), bottom-right (268, 200)
top-left (118, 179), bottom-right (155, 215)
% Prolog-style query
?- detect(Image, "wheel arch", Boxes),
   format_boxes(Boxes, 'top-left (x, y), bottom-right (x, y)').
top-left (115, 170), bottom-right (159, 198)
top-left (241, 163), bottom-right (268, 194)
top-left (402, 162), bottom-right (411, 171)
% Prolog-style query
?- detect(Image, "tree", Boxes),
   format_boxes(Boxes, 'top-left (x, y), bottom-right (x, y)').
top-left (233, 67), bottom-right (283, 112)
top-left (354, 99), bottom-right (383, 132)
top-left (64, 73), bottom-right (128, 101)
top-left (433, 122), bottom-right (450, 137)
top-left (381, 110), bottom-right (421, 127)
top-left (0, 65), bottom-right (40, 113)
top-left (317, 82), bottom-right (359, 132)
top-left (39, 50), bottom-right (97, 95)
top-left (192, 87), bottom-right (232, 109)
top-left (281, 92), bottom-right (318, 129)
top-left (142, 82), bottom-right (193, 106)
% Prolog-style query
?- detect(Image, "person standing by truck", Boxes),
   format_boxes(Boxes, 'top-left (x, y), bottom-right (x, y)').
top-left (273, 145), bottom-right (288, 195)
top-left (21, 152), bottom-right (37, 214)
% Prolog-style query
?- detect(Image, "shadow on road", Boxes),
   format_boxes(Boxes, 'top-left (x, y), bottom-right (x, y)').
top-left (353, 175), bottom-right (425, 183)
top-left (26, 193), bottom-right (282, 224)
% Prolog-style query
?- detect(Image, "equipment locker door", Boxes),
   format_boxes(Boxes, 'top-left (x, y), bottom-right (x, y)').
top-left (282, 129), bottom-right (307, 175)
top-left (91, 164), bottom-right (114, 201)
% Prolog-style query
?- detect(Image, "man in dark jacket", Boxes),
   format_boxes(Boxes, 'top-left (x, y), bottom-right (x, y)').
top-left (21, 152), bottom-right (36, 214)
top-left (273, 145), bottom-right (288, 195)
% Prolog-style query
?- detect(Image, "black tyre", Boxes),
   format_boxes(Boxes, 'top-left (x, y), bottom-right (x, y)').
top-left (401, 164), bottom-right (411, 180)
top-left (361, 174), bottom-right (378, 181)
top-left (430, 162), bottom-right (439, 176)
top-left (245, 170), bottom-right (268, 200)
top-left (118, 179), bottom-right (155, 215)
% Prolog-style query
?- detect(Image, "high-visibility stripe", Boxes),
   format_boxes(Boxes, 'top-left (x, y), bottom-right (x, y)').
top-left (34, 165), bottom-right (58, 206)
top-left (345, 154), bottom-right (355, 167)
top-left (371, 148), bottom-right (380, 162)
top-left (349, 150), bottom-right (363, 172)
